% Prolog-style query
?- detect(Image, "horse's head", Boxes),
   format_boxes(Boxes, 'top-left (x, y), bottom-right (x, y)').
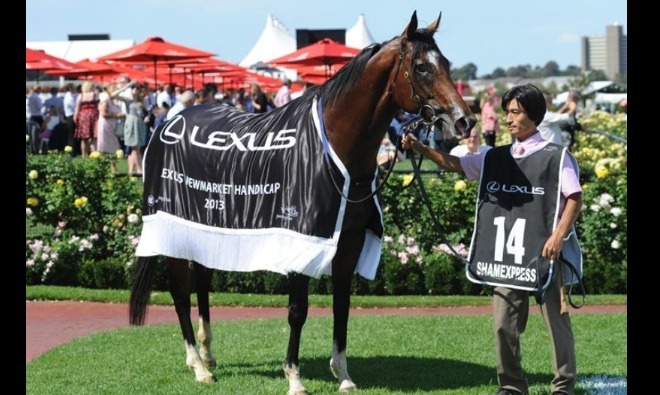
top-left (389, 11), bottom-right (476, 139)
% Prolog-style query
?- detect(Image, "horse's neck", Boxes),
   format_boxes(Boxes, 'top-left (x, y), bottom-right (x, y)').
top-left (323, 65), bottom-right (399, 174)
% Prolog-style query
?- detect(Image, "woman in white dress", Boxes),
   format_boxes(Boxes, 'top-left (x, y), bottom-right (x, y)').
top-left (96, 84), bottom-right (125, 157)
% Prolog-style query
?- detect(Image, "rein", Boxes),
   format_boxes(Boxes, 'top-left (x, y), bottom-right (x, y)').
top-left (319, 38), bottom-right (445, 204)
top-left (402, 119), bottom-right (469, 264)
top-left (318, 97), bottom-right (396, 204)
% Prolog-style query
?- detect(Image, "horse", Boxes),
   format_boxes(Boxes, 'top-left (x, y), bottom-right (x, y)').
top-left (129, 10), bottom-right (476, 394)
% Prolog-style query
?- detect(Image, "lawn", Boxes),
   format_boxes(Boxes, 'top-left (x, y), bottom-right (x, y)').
top-left (26, 312), bottom-right (626, 395)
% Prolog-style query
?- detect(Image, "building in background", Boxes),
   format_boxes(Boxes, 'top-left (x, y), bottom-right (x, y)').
top-left (581, 23), bottom-right (627, 81)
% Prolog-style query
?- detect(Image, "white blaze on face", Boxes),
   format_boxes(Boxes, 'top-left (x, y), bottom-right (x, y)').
top-left (426, 50), bottom-right (441, 70)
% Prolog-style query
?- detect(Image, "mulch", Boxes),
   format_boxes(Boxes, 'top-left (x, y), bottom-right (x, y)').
top-left (26, 300), bottom-right (626, 365)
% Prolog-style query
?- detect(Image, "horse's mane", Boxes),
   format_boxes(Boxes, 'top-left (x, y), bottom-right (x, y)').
top-left (298, 27), bottom-right (444, 110)
top-left (297, 43), bottom-right (380, 110)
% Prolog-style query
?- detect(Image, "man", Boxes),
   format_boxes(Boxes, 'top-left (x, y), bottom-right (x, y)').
top-left (42, 86), bottom-right (64, 118)
top-left (166, 89), bottom-right (196, 121)
top-left (556, 90), bottom-right (580, 151)
top-left (194, 89), bottom-right (212, 105)
top-left (402, 84), bottom-right (582, 395)
top-left (537, 91), bottom-right (570, 145)
top-left (157, 84), bottom-right (175, 109)
top-left (62, 83), bottom-right (78, 155)
top-left (480, 90), bottom-right (500, 147)
top-left (449, 127), bottom-right (492, 157)
top-left (273, 78), bottom-right (292, 107)
top-left (203, 82), bottom-right (222, 104)
top-left (27, 85), bottom-right (44, 127)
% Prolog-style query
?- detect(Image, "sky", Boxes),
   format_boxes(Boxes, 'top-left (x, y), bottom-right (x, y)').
top-left (26, 0), bottom-right (626, 76)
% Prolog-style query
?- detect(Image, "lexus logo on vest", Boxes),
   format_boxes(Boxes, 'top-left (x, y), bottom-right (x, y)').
top-left (486, 181), bottom-right (545, 195)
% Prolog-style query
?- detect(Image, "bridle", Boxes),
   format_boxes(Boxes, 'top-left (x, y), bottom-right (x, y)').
top-left (323, 36), bottom-right (448, 204)
top-left (388, 37), bottom-right (444, 128)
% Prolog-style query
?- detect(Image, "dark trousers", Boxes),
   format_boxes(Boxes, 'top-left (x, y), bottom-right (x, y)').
top-left (484, 131), bottom-right (496, 147)
top-left (30, 115), bottom-right (44, 128)
top-left (64, 116), bottom-right (80, 156)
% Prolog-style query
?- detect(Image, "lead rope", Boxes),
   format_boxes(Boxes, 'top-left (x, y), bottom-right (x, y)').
top-left (404, 121), bottom-right (469, 264)
top-left (559, 255), bottom-right (586, 310)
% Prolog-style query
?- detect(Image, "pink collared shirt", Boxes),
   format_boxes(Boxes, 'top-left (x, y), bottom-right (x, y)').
top-left (459, 131), bottom-right (581, 215)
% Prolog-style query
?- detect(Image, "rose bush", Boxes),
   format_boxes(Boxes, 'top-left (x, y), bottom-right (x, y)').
top-left (26, 111), bottom-right (626, 294)
top-left (26, 149), bottom-right (142, 287)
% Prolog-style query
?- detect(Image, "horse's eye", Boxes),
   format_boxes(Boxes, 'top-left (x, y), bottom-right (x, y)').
top-left (415, 63), bottom-right (431, 75)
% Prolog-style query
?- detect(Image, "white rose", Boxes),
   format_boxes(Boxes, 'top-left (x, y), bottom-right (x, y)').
top-left (611, 240), bottom-right (621, 249)
top-left (610, 207), bottom-right (622, 217)
top-left (598, 193), bottom-right (614, 208)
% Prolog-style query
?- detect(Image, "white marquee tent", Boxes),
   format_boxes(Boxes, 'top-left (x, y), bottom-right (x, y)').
top-left (346, 14), bottom-right (376, 49)
top-left (239, 14), bottom-right (296, 69)
top-left (239, 13), bottom-right (377, 80)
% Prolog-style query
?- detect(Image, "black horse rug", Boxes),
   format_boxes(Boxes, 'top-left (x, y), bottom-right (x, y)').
top-left (135, 97), bottom-right (383, 279)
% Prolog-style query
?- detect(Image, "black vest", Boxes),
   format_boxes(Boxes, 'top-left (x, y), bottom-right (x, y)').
top-left (466, 143), bottom-right (565, 291)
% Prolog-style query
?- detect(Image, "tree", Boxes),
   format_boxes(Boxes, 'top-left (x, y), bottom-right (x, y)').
top-left (542, 61), bottom-right (560, 77)
top-left (491, 67), bottom-right (506, 78)
top-left (506, 65), bottom-right (531, 78)
top-left (451, 62), bottom-right (478, 82)
top-left (564, 65), bottom-right (581, 76)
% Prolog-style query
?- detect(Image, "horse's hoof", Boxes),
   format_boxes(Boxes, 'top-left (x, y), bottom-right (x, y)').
top-left (195, 373), bottom-right (216, 383)
top-left (203, 358), bottom-right (217, 369)
top-left (339, 380), bottom-right (358, 392)
top-left (288, 390), bottom-right (308, 395)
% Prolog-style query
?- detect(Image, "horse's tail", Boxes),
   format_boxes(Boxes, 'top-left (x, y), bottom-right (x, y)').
top-left (129, 256), bottom-right (158, 326)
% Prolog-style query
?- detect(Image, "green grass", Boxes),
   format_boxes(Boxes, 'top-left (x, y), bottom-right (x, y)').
top-left (392, 155), bottom-right (441, 172)
top-left (26, 285), bottom-right (627, 308)
top-left (25, 286), bottom-right (627, 394)
top-left (26, 313), bottom-right (626, 395)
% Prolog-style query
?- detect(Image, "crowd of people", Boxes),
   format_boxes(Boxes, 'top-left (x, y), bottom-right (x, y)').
top-left (25, 77), bottom-right (305, 173)
top-left (376, 84), bottom-right (584, 173)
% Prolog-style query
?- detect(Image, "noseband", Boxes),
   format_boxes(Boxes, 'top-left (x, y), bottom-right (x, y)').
top-left (388, 38), bottom-right (443, 127)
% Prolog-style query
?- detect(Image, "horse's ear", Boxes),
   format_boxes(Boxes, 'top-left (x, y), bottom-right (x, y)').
top-left (403, 10), bottom-right (418, 39)
top-left (427, 12), bottom-right (442, 34)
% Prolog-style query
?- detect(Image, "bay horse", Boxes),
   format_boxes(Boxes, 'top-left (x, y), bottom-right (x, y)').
top-left (130, 10), bottom-right (475, 394)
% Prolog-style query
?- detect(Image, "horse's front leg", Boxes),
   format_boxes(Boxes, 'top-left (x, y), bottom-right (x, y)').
top-left (283, 272), bottom-right (310, 395)
top-left (168, 258), bottom-right (214, 383)
top-left (329, 232), bottom-right (364, 393)
top-left (194, 261), bottom-right (216, 369)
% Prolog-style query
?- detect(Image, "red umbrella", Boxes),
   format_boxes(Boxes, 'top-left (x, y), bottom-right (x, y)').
top-left (266, 38), bottom-right (359, 80)
top-left (26, 48), bottom-right (86, 82)
top-left (47, 58), bottom-right (117, 80)
top-left (96, 36), bottom-right (214, 85)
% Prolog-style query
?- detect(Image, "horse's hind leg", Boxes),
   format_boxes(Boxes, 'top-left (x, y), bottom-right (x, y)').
top-left (283, 273), bottom-right (310, 395)
top-left (193, 261), bottom-right (216, 369)
top-left (330, 266), bottom-right (358, 392)
top-left (167, 258), bottom-right (214, 383)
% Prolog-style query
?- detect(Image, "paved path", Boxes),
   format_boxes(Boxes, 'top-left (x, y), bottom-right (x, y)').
top-left (26, 300), bottom-right (626, 364)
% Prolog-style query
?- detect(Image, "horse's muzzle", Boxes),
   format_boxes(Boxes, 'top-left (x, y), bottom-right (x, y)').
top-left (455, 115), bottom-right (477, 139)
